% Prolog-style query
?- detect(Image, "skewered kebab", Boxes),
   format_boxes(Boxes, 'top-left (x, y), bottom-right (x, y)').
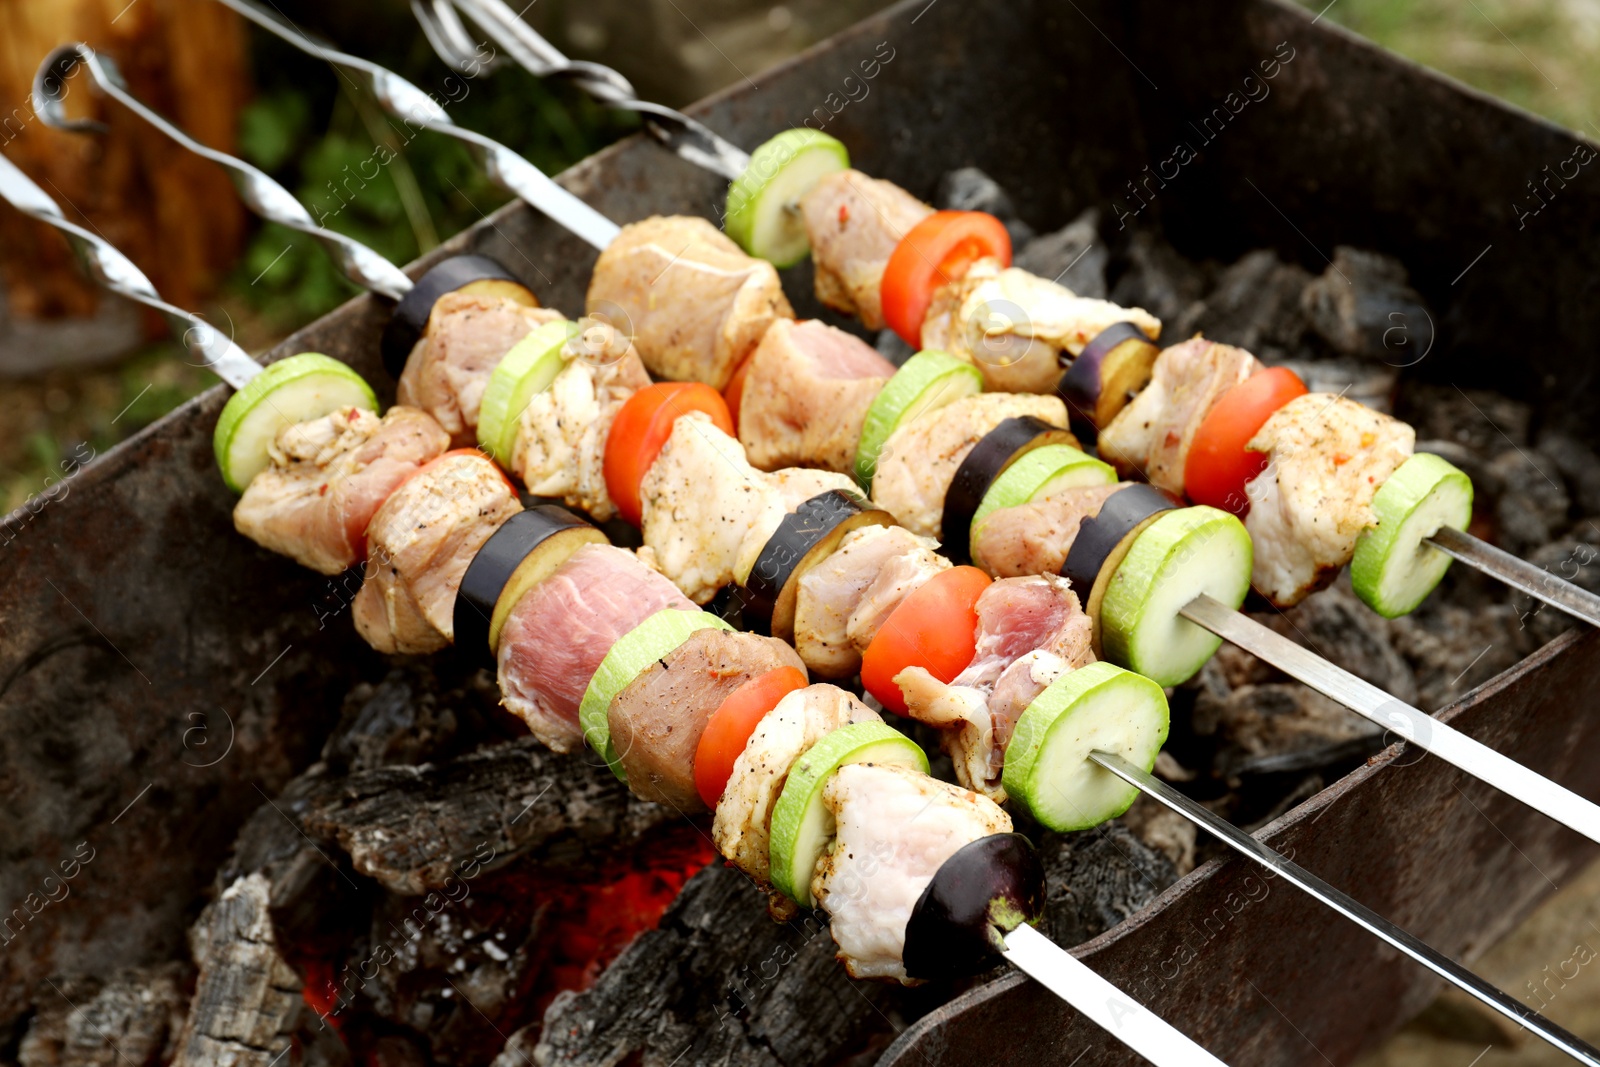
top-left (389, 1), bottom-right (1600, 640)
top-left (14, 167), bottom-right (1600, 1067)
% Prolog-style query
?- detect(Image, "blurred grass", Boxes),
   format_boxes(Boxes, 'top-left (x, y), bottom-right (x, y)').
top-left (7, 0), bottom-right (1600, 515)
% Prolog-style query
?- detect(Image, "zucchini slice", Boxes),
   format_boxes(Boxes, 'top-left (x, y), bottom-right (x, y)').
top-left (579, 609), bottom-right (733, 781)
top-left (1001, 662), bottom-right (1170, 831)
top-left (1055, 322), bottom-right (1161, 437)
top-left (476, 319), bottom-right (581, 464)
top-left (940, 416), bottom-right (1078, 564)
top-left (725, 129), bottom-right (850, 267)
top-left (767, 720), bottom-right (928, 907)
top-left (380, 254), bottom-right (538, 377)
top-left (854, 350), bottom-right (985, 489)
top-left (213, 353), bottom-right (377, 493)
top-left (742, 489), bottom-right (896, 642)
top-left (454, 506), bottom-right (608, 664)
top-left (1099, 506), bottom-right (1253, 687)
top-left (1351, 453), bottom-right (1474, 618)
top-left (968, 443), bottom-right (1114, 544)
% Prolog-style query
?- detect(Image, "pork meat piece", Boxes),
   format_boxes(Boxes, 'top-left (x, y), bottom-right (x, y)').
top-left (712, 684), bottom-right (880, 889)
top-left (793, 524), bottom-right (948, 678)
top-left (1098, 336), bottom-right (1260, 495)
top-left (969, 481), bottom-right (1130, 577)
top-left (234, 405), bottom-right (449, 575)
top-left (735, 318), bottom-right (896, 474)
top-left (396, 289), bottom-right (565, 446)
top-left (609, 628), bottom-right (804, 811)
top-left (871, 392), bottom-right (1070, 540)
top-left (813, 762), bottom-right (1010, 983)
top-left (353, 451), bottom-right (521, 654)
top-left (1244, 392), bottom-right (1415, 606)
top-left (638, 413), bottom-right (856, 604)
top-left (511, 318), bottom-right (652, 521)
top-left (919, 259), bottom-right (1162, 395)
top-left (586, 215), bottom-right (793, 389)
top-left (801, 169), bottom-right (932, 330)
top-left (497, 543), bottom-right (695, 752)
top-left (895, 574), bottom-right (1094, 797)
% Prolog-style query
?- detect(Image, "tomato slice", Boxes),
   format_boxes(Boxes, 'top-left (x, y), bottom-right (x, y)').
top-left (723, 354), bottom-right (755, 435)
top-left (604, 383), bottom-right (737, 526)
top-left (860, 566), bottom-right (992, 715)
top-left (1184, 367), bottom-right (1308, 516)
top-left (880, 211), bottom-right (1012, 347)
top-left (694, 665), bottom-right (808, 807)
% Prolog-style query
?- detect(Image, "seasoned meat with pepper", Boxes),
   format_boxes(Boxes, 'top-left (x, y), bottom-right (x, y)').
top-left (586, 215), bottom-right (793, 389)
top-left (609, 628), bottom-right (805, 811)
top-left (801, 169), bottom-right (932, 330)
top-left (234, 405), bottom-right (449, 575)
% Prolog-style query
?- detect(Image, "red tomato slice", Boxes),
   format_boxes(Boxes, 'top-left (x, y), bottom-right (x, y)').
top-left (860, 566), bottom-right (992, 715)
top-left (880, 211), bottom-right (1012, 347)
top-left (604, 383), bottom-right (736, 527)
top-left (694, 666), bottom-right (808, 808)
top-left (1184, 367), bottom-right (1308, 516)
top-left (723, 353), bottom-right (755, 435)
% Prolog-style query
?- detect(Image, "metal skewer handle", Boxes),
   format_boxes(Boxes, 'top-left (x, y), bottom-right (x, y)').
top-left (1000, 923), bottom-right (1230, 1066)
top-left (0, 154), bottom-right (260, 389)
top-left (1427, 525), bottom-right (1600, 629)
top-left (1091, 751), bottom-right (1600, 1067)
top-left (209, 0), bottom-right (620, 251)
top-left (34, 44), bottom-right (414, 303)
top-left (416, 0), bottom-right (751, 180)
top-left (1181, 593), bottom-right (1600, 845)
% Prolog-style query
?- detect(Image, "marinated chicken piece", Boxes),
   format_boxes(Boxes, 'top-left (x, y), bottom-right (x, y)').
top-left (793, 525), bottom-right (948, 678)
top-left (813, 762), bottom-right (1011, 983)
top-left (586, 216), bottom-right (793, 389)
top-left (712, 684), bottom-right (880, 889)
top-left (396, 290), bottom-right (565, 446)
top-left (801, 169), bottom-right (933, 330)
top-left (735, 318), bottom-right (896, 474)
top-left (234, 406), bottom-right (449, 575)
top-left (919, 259), bottom-right (1161, 395)
top-left (353, 452), bottom-right (521, 654)
top-left (970, 482), bottom-right (1130, 577)
top-left (1098, 337), bottom-right (1260, 494)
top-left (497, 543), bottom-right (695, 752)
top-left (511, 319), bottom-right (651, 521)
top-left (638, 413), bottom-right (855, 604)
top-left (895, 574), bottom-right (1094, 797)
top-left (609, 628), bottom-right (805, 811)
top-left (871, 392), bottom-right (1070, 540)
top-left (1245, 393), bottom-right (1415, 606)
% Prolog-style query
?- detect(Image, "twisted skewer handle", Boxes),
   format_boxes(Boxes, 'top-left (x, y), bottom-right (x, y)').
top-left (0, 153), bottom-right (260, 389)
top-left (35, 44), bottom-right (415, 303)
top-left (211, 0), bottom-right (620, 251)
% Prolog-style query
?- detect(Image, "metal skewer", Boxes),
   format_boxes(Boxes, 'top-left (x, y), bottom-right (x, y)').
top-left (1180, 593), bottom-right (1600, 845)
top-left (208, 0), bottom-right (620, 251)
top-left (999, 922), bottom-right (1230, 1066)
top-left (1090, 750), bottom-right (1600, 1067)
top-left (35, 44), bottom-right (427, 310)
top-left (414, 0), bottom-right (750, 179)
top-left (0, 155), bottom-right (260, 390)
top-left (1427, 525), bottom-right (1600, 628)
top-left (34, 45), bottom-right (413, 303)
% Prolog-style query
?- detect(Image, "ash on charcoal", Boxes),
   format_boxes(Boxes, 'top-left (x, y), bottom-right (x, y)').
top-left (321, 661), bottom-right (519, 774)
top-left (1486, 449), bottom-right (1570, 556)
top-left (1108, 227), bottom-right (1213, 325)
top-left (1013, 209), bottom-right (1108, 299)
top-left (1537, 431), bottom-right (1600, 517)
top-left (1184, 249), bottom-right (1315, 360)
top-left (1276, 356), bottom-right (1399, 414)
top-left (1513, 539), bottom-right (1600, 646)
top-left (1301, 246), bottom-right (1433, 362)
top-left (1120, 795), bottom-right (1198, 877)
top-left (1395, 383), bottom-right (1533, 456)
top-left (1037, 823), bottom-right (1179, 949)
top-left (17, 964), bottom-right (188, 1067)
top-left (936, 167), bottom-right (1034, 244)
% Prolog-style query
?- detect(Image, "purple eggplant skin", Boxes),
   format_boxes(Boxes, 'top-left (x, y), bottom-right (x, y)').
top-left (1056, 322), bottom-right (1160, 440)
top-left (903, 833), bottom-right (1045, 981)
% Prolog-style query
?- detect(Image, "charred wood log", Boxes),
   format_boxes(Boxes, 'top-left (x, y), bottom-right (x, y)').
top-left (16, 963), bottom-right (188, 1067)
